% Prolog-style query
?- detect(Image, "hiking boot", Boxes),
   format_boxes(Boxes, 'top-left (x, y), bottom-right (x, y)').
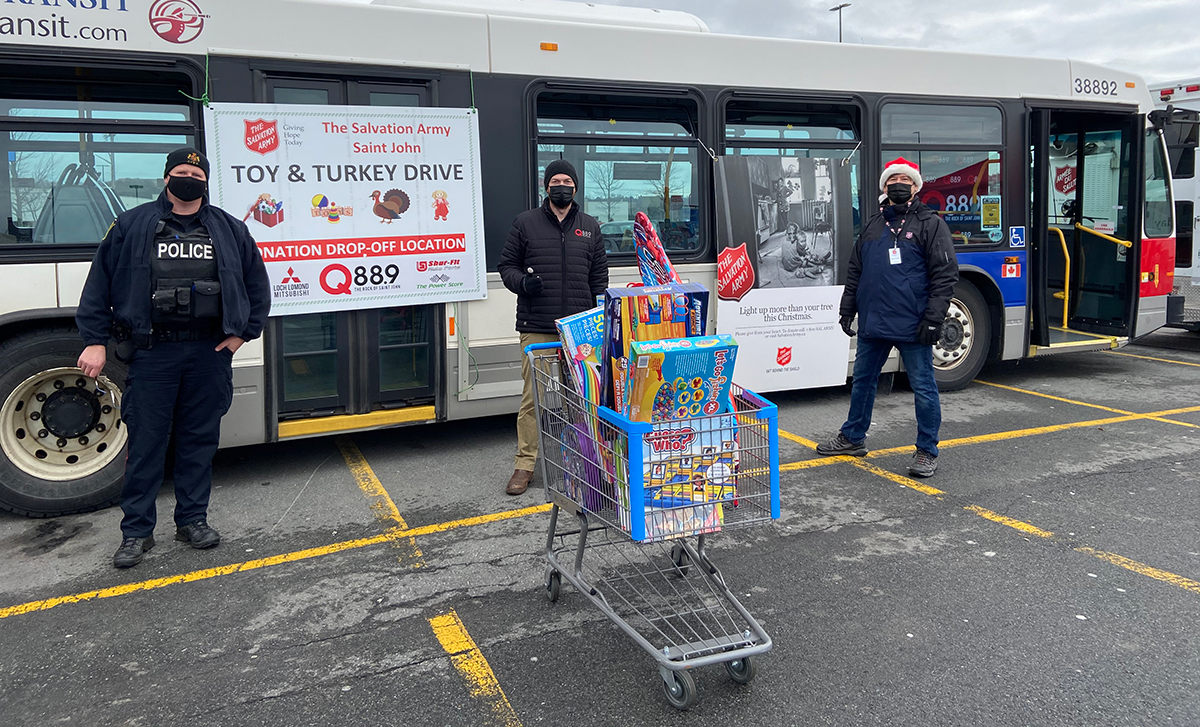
top-left (113, 536), bottom-right (155, 569)
top-left (175, 521), bottom-right (221, 549)
top-left (506, 469), bottom-right (533, 496)
top-left (908, 450), bottom-right (938, 478)
top-left (815, 432), bottom-right (867, 457)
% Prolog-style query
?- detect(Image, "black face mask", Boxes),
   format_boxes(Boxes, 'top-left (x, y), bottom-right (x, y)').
top-left (547, 184), bottom-right (575, 208)
top-left (167, 174), bottom-right (206, 202)
top-left (886, 183), bottom-right (913, 205)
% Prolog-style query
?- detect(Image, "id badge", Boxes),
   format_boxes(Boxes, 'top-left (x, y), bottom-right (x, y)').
top-left (889, 246), bottom-right (902, 265)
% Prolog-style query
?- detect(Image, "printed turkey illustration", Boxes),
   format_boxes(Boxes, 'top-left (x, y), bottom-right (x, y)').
top-left (369, 189), bottom-right (411, 223)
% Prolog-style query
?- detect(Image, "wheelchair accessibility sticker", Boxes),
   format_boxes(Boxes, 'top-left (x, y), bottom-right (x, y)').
top-left (1009, 226), bottom-right (1026, 248)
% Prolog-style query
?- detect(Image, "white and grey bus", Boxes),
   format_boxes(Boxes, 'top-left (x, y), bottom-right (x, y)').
top-left (1151, 79), bottom-right (1200, 329)
top-left (0, 0), bottom-right (1174, 515)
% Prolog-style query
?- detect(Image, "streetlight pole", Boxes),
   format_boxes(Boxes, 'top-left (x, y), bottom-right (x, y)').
top-left (829, 3), bottom-right (850, 43)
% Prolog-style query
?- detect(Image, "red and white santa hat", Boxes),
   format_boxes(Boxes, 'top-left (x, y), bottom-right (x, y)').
top-left (879, 157), bottom-right (923, 192)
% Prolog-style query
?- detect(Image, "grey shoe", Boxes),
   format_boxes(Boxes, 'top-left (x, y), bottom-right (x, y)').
top-left (113, 536), bottom-right (155, 568)
top-left (816, 432), bottom-right (867, 457)
top-left (175, 521), bottom-right (221, 549)
top-left (908, 450), bottom-right (938, 478)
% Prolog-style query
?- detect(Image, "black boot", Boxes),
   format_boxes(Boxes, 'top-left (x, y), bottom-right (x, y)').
top-left (113, 536), bottom-right (155, 569)
top-left (175, 521), bottom-right (221, 549)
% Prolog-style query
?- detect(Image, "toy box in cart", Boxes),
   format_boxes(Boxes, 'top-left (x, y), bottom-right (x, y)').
top-left (626, 334), bottom-right (738, 423)
top-left (602, 282), bottom-right (709, 414)
top-left (617, 412), bottom-right (740, 540)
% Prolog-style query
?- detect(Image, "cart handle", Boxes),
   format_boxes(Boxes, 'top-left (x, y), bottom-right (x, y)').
top-left (523, 342), bottom-right (562, 355)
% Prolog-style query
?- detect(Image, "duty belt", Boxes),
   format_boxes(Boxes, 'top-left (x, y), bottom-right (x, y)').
top-left (153, 327), bottom-right (222, 343)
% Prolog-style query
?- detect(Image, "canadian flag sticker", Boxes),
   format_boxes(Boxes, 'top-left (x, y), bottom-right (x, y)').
top-left (1002, 263), bottom-right (1022, 278)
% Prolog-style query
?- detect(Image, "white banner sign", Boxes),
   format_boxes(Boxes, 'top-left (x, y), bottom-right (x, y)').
top-left (717, 287), bottom-right (849, 393)
top-left (204, 103), bottom-right (487, 316)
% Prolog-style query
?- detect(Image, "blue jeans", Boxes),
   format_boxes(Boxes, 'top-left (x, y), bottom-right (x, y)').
top-left (840, 336), bottom-right (941, 456)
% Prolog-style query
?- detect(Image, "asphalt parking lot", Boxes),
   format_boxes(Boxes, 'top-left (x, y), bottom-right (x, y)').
top-left (1, 331), bottom-right (1198, 727)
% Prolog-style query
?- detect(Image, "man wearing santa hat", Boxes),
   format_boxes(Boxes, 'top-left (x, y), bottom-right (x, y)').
top-left (816, 157), bottom-right (959, 477)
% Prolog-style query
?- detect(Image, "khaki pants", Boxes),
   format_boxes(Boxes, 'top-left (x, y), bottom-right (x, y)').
top-left (516, 332), bottom-right (559, 471)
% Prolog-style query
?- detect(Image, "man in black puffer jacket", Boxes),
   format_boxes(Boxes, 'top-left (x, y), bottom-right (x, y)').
top-left (498, 159), bottom-right (608, 495)
top-left (816, 157), bottom-right (959, 478)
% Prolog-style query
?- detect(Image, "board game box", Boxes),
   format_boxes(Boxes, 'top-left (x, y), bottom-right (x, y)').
top-left (626, 334), bottom-right (738, 423)
top-left (602, 282), bottom-right (709, 414)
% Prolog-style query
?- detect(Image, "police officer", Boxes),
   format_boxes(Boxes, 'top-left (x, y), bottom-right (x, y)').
top-left (76, 147), bottom-right (271, 568)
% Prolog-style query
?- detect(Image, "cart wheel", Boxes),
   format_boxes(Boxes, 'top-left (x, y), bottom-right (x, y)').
top-left (670, 543), bottom-right (690, 576)
top-left (661, 669), bottom-right (698, 710)
top-left (546, 570), bottom-right (561, 603)
top-left (725, 656), bottom-right (757, 685)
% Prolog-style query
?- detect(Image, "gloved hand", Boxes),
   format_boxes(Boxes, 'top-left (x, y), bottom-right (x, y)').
top-left (839, 315), bottom-right (856, 337)
top-left (521, 274), bottom-right (544, 296)
top-left (918, 318), bottom-right (944, 346)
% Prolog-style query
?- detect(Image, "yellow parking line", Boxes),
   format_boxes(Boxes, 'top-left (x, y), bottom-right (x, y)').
top-left (1076, 547), bottom-right (1200, 595)
top-left (0, 504), bottom-right (551, 621)
top-left (429, 609), bottom-right (522, 727)
top-left (1107, 350), bottom-right (1200, 368)
top-left (779, 430), bottom-right (820, 449)
top-left (964, 505), bottom-right (1055, 538)
top-left (338, 436), bottom-right (424, 565)
top-left (850, 459), bottom-right (945, 497)
top-left (977, 381), bottom-right (1197, 429)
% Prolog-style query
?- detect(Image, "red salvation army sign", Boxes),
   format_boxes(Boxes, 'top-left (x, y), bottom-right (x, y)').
top-left (717, 243), bottom-right (755, 301)
top-left (244, 119), bottom-right (279, 155)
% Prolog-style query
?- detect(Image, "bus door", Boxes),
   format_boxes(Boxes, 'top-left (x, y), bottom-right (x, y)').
top-left (1029, 107), bottom-right (1140, 352)
top-left (263, 78), bottom-right (440, 438)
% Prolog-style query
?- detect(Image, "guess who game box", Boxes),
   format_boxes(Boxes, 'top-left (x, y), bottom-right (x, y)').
top-left (626, 334), bottom-right (738, 423)
top-left (602, 282), bottom-right (709, 414)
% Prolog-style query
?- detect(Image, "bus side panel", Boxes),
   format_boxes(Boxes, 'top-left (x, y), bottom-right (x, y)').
top-left (1136, 235), bottom-right (1175, 336)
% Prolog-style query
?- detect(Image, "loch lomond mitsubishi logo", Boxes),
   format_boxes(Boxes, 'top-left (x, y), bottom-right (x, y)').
top-left (149, 0), bottom-right (209, 44)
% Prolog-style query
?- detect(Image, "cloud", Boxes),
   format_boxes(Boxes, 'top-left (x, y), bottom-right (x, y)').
top-left (592, 0), bottom-right (1199, 82)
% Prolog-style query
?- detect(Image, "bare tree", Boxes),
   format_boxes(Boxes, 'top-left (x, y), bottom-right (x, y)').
top-left (586, 161), bottom-right (626, 222)
top-left (9, 146), bottom-right (61, 226)
top-left (649, 149), bottom-right (688, 222)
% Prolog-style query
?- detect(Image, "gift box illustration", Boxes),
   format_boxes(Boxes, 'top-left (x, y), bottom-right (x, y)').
top-left (247, 193), bottom-right (284, 228)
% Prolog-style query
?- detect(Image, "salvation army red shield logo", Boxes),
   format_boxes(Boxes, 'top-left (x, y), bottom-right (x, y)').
top-left (717, 243), bottom-right (755, 301)
top-left (244, 119), bottom-right (279, 155)
top-left (776, 347), bottom-right (792, 366)
top-left (1054, 165), bottom-right (1076, 195)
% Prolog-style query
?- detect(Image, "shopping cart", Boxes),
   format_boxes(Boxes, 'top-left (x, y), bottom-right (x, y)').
top-left (526, 342), bottom-right (781, 710)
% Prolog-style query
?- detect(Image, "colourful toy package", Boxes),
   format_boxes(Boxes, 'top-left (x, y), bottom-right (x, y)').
top-left (626, 334), bottom-right (738, 423)
top-left (602, 282), bottom-right (709, 413)
top-left (632, 211), bottom-right (682, 286)
top-left (642, 503), bottom-right (723, 542)
top-left (556, 306), bottom-right (605, 405)
top-left (617, 413), bottom-right (740, 536)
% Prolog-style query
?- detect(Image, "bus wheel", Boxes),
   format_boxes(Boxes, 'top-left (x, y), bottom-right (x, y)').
top-left (933, 281), bottom-right (992, 392)
top-left (0, 328), bottom-right (129, 517)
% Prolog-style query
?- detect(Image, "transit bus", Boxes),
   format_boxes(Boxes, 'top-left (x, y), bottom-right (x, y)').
top-left (1151, 79), bottom-right (1200, 330)
top-left (0, 0), bottom-right (1174, 516)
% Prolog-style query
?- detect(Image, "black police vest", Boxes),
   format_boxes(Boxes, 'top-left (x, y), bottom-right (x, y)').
top-left (150, 216), bottom-right (221, 327)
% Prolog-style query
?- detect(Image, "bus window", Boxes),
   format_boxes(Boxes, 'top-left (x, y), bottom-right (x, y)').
top-left (535, 92), bottom-right (702, 255)
top-left (1162, 114), bottom-right (1197, 179)
top-left (1177, 201), bottom-right (1194, 269)
top-left (914, 151), bottom-right (1002, 244)
top-left (882, 103), bottom-right (1004, 245)
top-left (722, 100), bottom-right (862, 281)
top-left (1145, 130), bottom-right (1174, 239)
top-left (881, 104), bottom-right (1002, 145)
top-left (0, 91), bottom-right (193, 246)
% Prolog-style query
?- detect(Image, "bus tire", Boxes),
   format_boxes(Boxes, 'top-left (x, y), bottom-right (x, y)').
top-left (0, 327), bottom-right (129, 517)
top-left (933, 280), bottom-right (991, 392)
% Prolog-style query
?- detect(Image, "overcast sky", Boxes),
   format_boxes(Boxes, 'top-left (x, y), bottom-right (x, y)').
top-left (582, 0), bottom-right (1199, 83)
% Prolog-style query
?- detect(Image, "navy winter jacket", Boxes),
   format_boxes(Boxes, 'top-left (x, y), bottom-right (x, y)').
top-left (839, 199), bottom-right (959, 341)
top-left (76, 191), bottom-right (271, 346)
top-left (497, 199), bottom-right (608, 334)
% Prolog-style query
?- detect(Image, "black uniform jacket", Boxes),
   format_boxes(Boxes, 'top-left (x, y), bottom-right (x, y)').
top-left (497, 199), bottom-right (608, 334)
top-left (839, 199), bottom-right (959, 341)
top-left (76, 191), bottom-right (271, 346)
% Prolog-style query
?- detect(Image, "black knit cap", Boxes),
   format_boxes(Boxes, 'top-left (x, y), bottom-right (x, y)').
top-left (543, 159), bottom-right (577, 189)
top-left (164, 147), bottom-right (210, 177)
